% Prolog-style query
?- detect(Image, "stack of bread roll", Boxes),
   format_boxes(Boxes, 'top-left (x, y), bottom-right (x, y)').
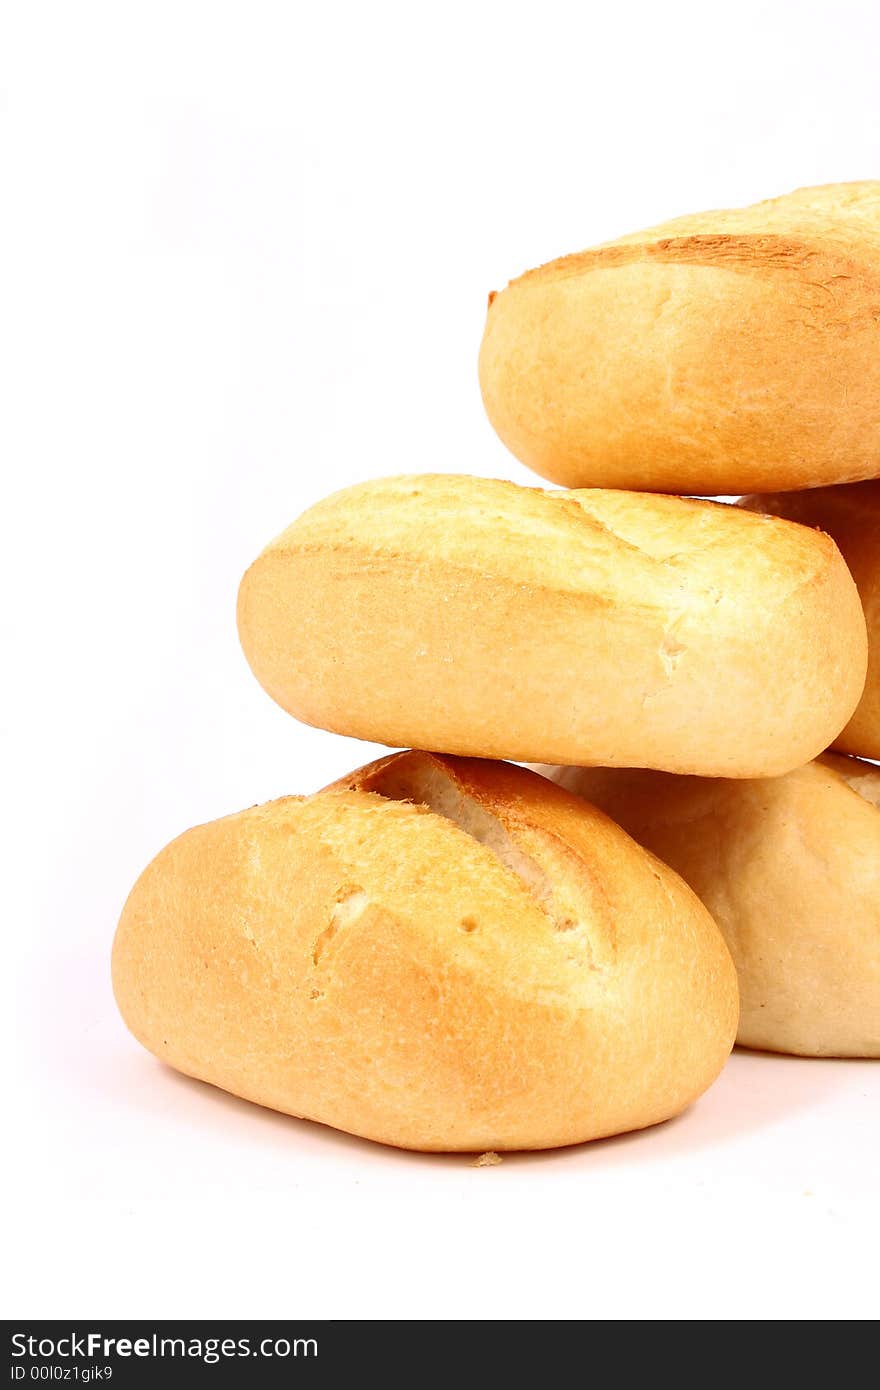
top-left (113, 182), bottom-right (880, 1153)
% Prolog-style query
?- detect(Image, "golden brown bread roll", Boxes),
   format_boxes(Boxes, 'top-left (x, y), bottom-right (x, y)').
top-left (237, 474), bottom-right (867, 777)
top-left (112, 752), bottom-right (738, 1151)
top-left (539, 756), bottom-right (880, 1058)
top-left (479, 181), bottom-right (880, 496)
top-left (741, 484), bottom-right (880, 761)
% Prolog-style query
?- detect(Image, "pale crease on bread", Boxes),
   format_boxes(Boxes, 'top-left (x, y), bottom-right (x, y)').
top-left (237, 474), bottom-right (867, 777)
top-left (741, 484), bottom-right (880, 761)
top-left (538, 756), bottom-right (880, 1058)
top-left (479, 181), bottom-right (880, 495)
top-left (111, 753), bottom-right (738, 1151)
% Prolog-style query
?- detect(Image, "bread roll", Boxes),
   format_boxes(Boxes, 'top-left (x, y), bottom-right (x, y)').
top-left (539, 757), bottom-right (880, 1057)
top-left (479, 181), bottom-right (880, 495)
top-left (237, 474), bottom-right (867, 777)
top-left (741, 484), bottom-right (880, 760)
top-left (112, 752), bottom-right (737, 1151)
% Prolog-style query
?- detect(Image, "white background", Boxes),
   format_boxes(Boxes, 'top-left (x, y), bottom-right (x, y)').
top-left (3, 0), bottom-right (879, 1321)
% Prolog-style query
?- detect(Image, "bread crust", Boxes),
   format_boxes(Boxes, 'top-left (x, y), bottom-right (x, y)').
top-left (479, 182), bottom-right (880, 495)
top-left (741, 484), bottom-right (880, 760)
top-left (539, 756), bottom-right (880, 1057)
top-left (237, 474), bottom-right (867, 777)
top-left (112, 753), bottom-right (737, 1151)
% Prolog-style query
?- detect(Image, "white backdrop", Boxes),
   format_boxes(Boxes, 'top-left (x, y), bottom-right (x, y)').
top-left (3, 0), bottom-right (879, 1320)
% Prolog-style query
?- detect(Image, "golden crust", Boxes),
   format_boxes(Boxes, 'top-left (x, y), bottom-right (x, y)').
top-left (112, 753), bottom-right (737, 1151)
top-left (479, 182), bottom-right (880, 495)
top-left (237, 474), bottom-right (867, 777)
top-left (741, 484), bottom-right (880, 760)
top-left (539, 756), bottom-right (880, 1057)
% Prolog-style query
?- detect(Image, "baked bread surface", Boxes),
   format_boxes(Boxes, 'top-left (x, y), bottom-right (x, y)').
top-left (741, 483), bottom-right (880, 760)
top-left (540, 755), bottom-right (880, 1057)
top-left (112, 753), bottom-right (738, 1150)
top-left (237, 474), bottom-right (867, 777)
top-left (479, 181), bottom-right (880, 495)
